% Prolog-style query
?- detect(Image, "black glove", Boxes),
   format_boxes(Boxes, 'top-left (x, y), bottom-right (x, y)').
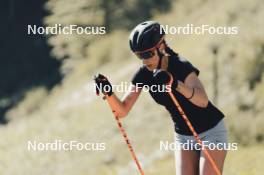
top-left (94, 74), bottom-right (113, 96)
top-left (153, 69), bottom-right (178, 90)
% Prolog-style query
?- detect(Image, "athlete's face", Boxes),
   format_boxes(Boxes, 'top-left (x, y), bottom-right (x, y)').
top-left (141, 43), bottom-right (165, 71)
top-left (142, 50), bottom-right (159, 71)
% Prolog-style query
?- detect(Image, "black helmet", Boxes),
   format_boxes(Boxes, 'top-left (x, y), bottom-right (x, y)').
top-left (129, 21), bottom-right (165, 52)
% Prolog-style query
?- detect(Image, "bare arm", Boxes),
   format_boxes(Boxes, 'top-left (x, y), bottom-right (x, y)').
top-left (105, 85), bottom-right (142, 118)
top-left (176, 72), bottom-right (209, 107)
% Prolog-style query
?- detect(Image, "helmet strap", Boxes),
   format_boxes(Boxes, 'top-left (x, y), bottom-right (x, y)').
top-left (156, 48), bottom-right (169, 70)
top-left (157, 48), bottom-right (164, 69)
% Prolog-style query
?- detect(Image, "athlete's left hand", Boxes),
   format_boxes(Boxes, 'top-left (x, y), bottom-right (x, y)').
top-left (153, 69), bottom-right (178, 89)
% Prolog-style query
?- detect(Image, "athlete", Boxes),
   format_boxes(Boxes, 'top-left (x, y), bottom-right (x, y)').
top-left (94, 21), bottom-right (228, 175)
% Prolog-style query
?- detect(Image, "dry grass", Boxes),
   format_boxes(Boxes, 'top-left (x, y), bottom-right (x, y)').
top-left (1, 0), bottom-right (264, 174)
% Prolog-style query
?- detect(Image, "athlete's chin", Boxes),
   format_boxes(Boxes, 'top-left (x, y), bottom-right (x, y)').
top-left (146, 65), bottom-right (156, 71)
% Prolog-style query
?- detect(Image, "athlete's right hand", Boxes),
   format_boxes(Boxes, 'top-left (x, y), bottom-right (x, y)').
top-left (94, 74), bottom-right (113, 96)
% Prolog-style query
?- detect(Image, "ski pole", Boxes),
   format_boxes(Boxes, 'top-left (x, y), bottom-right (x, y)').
top-left (166, 73), bottom-right (222, 175)
top-left (96, 92), bottom-right (145, 175)
top-left (111, 108), bottom-right (144, 175)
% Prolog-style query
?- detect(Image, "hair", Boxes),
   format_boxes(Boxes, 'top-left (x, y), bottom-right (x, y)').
top-left (157, 40), bottom-right (177, 70)
top-left (163, 41), bottom-right (179, 58)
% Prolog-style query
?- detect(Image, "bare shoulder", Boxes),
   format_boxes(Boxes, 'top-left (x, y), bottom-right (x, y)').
top-left (184, 72), bottom-right (204, 90)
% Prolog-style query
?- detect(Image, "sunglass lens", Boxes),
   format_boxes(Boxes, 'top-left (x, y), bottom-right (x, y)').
top-left (137, 51), bottom-right (154, 59)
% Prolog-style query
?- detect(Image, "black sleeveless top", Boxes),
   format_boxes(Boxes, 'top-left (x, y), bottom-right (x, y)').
top-left (131, 53), bottom-right (224, 135)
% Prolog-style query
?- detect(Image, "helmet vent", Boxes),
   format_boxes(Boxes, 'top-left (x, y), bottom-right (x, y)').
top-left (133, 31), bottom-right (139, 44)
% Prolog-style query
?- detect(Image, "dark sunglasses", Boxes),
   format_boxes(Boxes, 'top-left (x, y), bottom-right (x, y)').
top-left (135, 50), bottom-right (156, 60)
top-left (135, 37), bottom-right (165, 60)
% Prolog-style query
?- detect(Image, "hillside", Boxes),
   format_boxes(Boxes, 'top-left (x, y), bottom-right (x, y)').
top-left (1, 0), bottom-right (264, 174)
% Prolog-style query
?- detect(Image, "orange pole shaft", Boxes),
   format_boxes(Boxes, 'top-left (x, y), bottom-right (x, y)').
top-left (167, 81), bottom-right (221, 175)
top-left (113, 115), bottom-right (145, 175)
top-left (96, 76), bottom-right (144, 174)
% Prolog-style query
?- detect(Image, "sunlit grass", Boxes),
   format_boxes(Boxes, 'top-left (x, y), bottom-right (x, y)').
top-left (1, 0), bottom-right (264, 174)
